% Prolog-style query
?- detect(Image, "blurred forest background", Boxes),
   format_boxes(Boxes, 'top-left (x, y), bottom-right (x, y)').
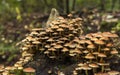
top-left (0, 0), bottom-right (120, 65)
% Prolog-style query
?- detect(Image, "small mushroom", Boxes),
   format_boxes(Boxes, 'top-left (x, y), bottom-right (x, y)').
top-left (98, 53), bottom-right (107, 62)
top-left (85, 53), bottom-right (95, 62)
top-left (82, 64), bottom-right (92, 75)
top-left (23, 67), bottom-right (35, 75)
top-left (94, 40), bottom-right (105, 52)
top-left (89, 63), bottom-right (99, 73)
top-left (97, 63), bottom-right (109, 72)
top-left (107, 70), bottom-right (119, 75)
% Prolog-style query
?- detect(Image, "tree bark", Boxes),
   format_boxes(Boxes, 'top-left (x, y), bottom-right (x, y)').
top-left (72, 0), bottom-right (76, 11)
top-left (66, 0), bottom-right (69, 14)
top-left (100, 0), bottom-right (105, 11)
top-left (57, 0), bottom-right (64, 13)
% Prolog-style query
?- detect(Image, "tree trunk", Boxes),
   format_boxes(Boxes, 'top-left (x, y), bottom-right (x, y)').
top-left (66, 0), bottom-right (69, 14)
top-left (57, 0), bottom-right (64, 13)
top-left (72, 0), bottom-right (76, 11)
top-left (111, 0), bottom-right (117, 11)
top-left (100, 0), bottom-right (105, 11)
top-left (21, 0), bottom-right (26, 12)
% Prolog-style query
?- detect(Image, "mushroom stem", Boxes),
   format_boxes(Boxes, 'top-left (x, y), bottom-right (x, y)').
top-left (93, 68), bottom-right (96, 73)
top-left (98, 45), bottom-right (101, 52)
top-left (101, 66), bottom-right (104, 72)
top-left (85, 70), bottom-right (88, 75)
top-left (100, 57), bottom-right (103, 62)
top-left (90, 59), bottom-right (92, 63)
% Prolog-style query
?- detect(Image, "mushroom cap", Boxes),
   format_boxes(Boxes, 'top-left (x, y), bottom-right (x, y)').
top-left (49, 56), bottom-right (56, 59)
top-left (44, 51), bottom-right (49, 54)
top-left (85, 40), bottom-right (92, 44)
top-left (98, 53), bottom-right (107, 58)
top-left (107, 70), bottom-right (119, 75)
top-left (92, 33), bottom-right (103, 38)
top-left (100, 37), bottom-right (109, 41)
top-left (87, 44), bottom-right (95, 49)
top-left (94, 72), bottom-right (109, 75)
top-left (57, 28), bottom-right (64, 32)
top-left (47, 38), bottom-right (54, 42)
top-left (76, 18), bottom-right (82, 21)
top-left (61, 48), bottom-right (69, 52)
top-left (85, 34), bottom-right (93, 39)
top-left (54, 44), bottom-right (63, 49)
top-left (83, 50), bottom-right (89, 54)
top-left (5, 66), bottom-right (13, 71)
top-left (57, 40), bottom-right (64, 44)
top-left (46, 28), bottom-right (53, 33)
top-left (97, 63), bottom-right (109, 66)
top-left (68, 14), bottom-right (73, 17)
top-left (85, 54), bottom-right (95, 59)
top-left (76, 45), bottom-right (84, 49)
top-left (70, 49), bottom-right (82, 54)
top-left (93, 52), bottom-right (99, 55)
top-left (18, 66), bottom-right (23, 70)
top-left (59, 24), bottom-right (69, 28)
top-left (23, 67), bottom-right (35, 73)
top-left (45, 44), bottom-right (51, 48)
top-left (51, 25), bottom-right (59, 29)
top-left (78, 63), bottom-right (84, 66)
top-left (60, 37), bottom-right (68, 41)
top-left (21, 47), bottom-right (29, 51)
top-left (102, 48), bottom-right (110, 51)
top-left (73, 37), bottom-right (80, 43)
top-left (30, 31), bottom-right (39, 35)
top-left (94, 40), bottom-right (105, 45)
top-left (68, 43), bottom-right (76, 48)
top-left (110, 50), bottom-right (118, 55)
top-left (78, 40), bottom-right (86, 44)
top-left (90, 37), bottom-right (98, 41)
top-left (48, 47), bottom-right (56, 51)
top-left (106, 43), bottom-right (113, 47)
top-left (88, 63), bottom-right (99, 68)
top-left (31, 28), bottom-right (44, 32)
top-left (69, 53), bottom-right (76, 56)
top-left (32, 41), bottom-right (40, 44)
top-left (39, 31), bottom-right (46, 35)
top-left (75, 67), bottom-right (82, 70)
top-left (82, 64), bottom-right (92, 70)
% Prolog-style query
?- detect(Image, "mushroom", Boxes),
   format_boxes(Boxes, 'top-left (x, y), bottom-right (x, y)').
top-left (61, 47), bottom-right (69, 53)
top-left (107, 70), bottom-right (119, 75)
top-left (57, 28), bottom-right (64, 35)
top-left (110, 49), bottom-right (118, 55)
top-left (102, 48), bottom-right (110, 54)
top-left (87, 44), bottom-right (95, 52)
top-left (89, 63), bottom-right (99, 73)
top-left (47, 38), bottom-right (54, 44)
top-left (85, 53), bottom-right (95, 62)
top-left (48, 47), bottom-right (56, 56)
top-left (72, 70), bottom-right (78, 75)
top-left (23, 67), bottom-right (35, 75)
top-left (82, 63), bottom-right (92, 75)
top-left (32, 40), bottom-right (41, 50)
top-left (94, 72), bottom-right (109, 75)
top-left (94, 40), bottom-right (105, 52)
top-left (2, 71), bottom-right (9, 75)
top-left (97, 53), bottom-right (107, 62)
top-left (97, 63), bottom-right (109, 72)
top-left (44, 51), bottom-right (50, 56)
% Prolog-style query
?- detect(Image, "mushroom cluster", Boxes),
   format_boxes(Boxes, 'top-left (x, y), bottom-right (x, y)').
top-left (18, 16), bottom-right (83, 61)
top-left (0, 16), bottom-right (120, 75)
top-left (73, 32), bottom-right (119, 75)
